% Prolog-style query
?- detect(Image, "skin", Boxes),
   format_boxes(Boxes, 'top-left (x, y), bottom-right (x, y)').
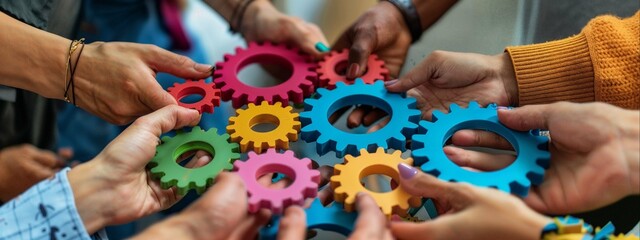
top-left (0, 12), bottom-right (213, 125)
top-left (447, 102), bottom-right (640, 214)
top-left (204, 0), bottom-right (329, 59)
top-left (391, 165), bottom-right (551, 240)
top-left (0, 144), bottom-right (66, 201)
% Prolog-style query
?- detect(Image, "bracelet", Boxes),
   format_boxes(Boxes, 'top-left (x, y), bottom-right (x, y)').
top-left (384, 0), bottom-right (423, 43)
top-left (64, 38), bottom-right (85, 106)
top-left (229, 0), bottom-right (255, 34)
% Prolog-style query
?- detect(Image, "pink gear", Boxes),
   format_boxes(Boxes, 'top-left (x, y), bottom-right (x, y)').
top-left (167, 79), bottom-right (221, 113)
top-left (213, 42), bottom-right (317, 108)
top-left (233, 149), bottom-right (320, 214)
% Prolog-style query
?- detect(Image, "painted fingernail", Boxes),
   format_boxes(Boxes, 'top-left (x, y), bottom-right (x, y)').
top-left (497, 106), bottom-right (512, 110)
top-left (347, 63), bottom-right (360, 79)
top-left (195, 63), bottom-right (214, 73)
top-left (315, 42), bottom-right (330, 52)
top-left (384, 79), bottom-right (398, 86)
top-left (398, 163), bottom-right (417, 179)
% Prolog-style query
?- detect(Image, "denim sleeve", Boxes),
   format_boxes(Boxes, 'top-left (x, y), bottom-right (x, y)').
top-left (0, 168), bottom-right (108, 240)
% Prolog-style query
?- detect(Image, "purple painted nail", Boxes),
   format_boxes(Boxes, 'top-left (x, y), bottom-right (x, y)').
top-left (384, 79), bottom-right (398, 86)
top-left (398, 163), bottom-right (418, 179)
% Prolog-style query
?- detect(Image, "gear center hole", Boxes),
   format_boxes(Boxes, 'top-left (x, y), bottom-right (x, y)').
top-left (329, 101), bottom-right (391, 134)
top-left (177, 86), bottom-right (205, 104)
top-left (174, 142), bottom-right (215, 169)
top-left (238, 54), bottom-right (294, 88)
top-left (445, 129), bottom-right (517, 172)
top-left (256, 164), bottom-right (295, 188)
top-left (359, 165), bottom-right (398, 193)
top-left (250, 114), bottom-right (280, 133)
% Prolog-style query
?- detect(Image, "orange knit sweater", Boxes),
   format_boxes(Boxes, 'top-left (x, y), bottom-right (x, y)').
top-left (506, 11), bottom-right (639, 109)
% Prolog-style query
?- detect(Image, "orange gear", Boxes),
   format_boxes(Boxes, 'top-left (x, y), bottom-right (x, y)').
top-left (331, 148), bottom-right (421, 217)
top-left (316, 49), bottom-right (389, 89)
top-left (227, 101), bottom-right (300, 153)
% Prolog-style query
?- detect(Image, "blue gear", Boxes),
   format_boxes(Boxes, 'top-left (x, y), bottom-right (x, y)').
top-left (411, 101), bottom-right (550, 196)
top-left (259, 199), bottom-right (357, 239)
top-left (300, 79), bottom-right (421, 157)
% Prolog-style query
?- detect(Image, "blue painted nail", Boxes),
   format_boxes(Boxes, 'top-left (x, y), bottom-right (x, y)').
top-left (398, 163), bottom-right (418, 179)
top-left (315, 42), bottom-right (330, 52)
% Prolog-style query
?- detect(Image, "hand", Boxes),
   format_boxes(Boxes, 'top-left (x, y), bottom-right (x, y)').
top-left (391, 163), bottom-right (551, 240)
top-left (279, 193), bottom-right (393, 240)
top-left (67, 105), bottom-right (201, 233)
top-left (333, 1), bottom-right (412, 78)
top-left (0, 144), bottom-right (66, 201)
top-left (241, 0), bottom-right (329, 58)
top-left (347, 51), bottom-right (518, 130)
top-left (131, 172), bottom-right (274, 240)
top-left (445, 102), bottom-right (640, 214)
top-left (72, 42), bottom-right (214, 125)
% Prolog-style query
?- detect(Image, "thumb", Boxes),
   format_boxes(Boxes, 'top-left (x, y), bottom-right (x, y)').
top-left (128, 105), bottom-right (201, 138)
top-left (397, 163), bottom-right (473, 208)
top-left (145, 46), bottom-right (214, 78)
top-left (385, 52), bottom-right (440, 92)
top-left (346, 30), bottom-right (376, 79)
top-left (498, 104), bottom-right (555, 131)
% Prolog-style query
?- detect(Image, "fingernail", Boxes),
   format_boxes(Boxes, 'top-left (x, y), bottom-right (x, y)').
top-left (194, 63), bottom-right (214, 73)
top-left (315, 42), bottom-right (330, 52)
top-left (398, 163), bottom-right (418, 179)
top-left (198, 155), bottom-right (211, 164)
top-left (497, 106), bottom-right (512, 110)
top-left (347, 63), bottom-right (360, 79)
top-left (384, 79), bottom-right (398, 86)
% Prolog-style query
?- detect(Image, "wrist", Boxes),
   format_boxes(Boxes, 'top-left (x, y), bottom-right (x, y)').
top-left (132, 215), bottom-right (202, 240)
top-left (67, 161), bottom-right (113, 234)
top-left (384, 0), bottom-right (422, 43)
top-left (624, 110), bottom-right (640, 194)
top-left (239, 0), bottom-right (272, 38)
top-left (499, 52), bottom-right (518, 106)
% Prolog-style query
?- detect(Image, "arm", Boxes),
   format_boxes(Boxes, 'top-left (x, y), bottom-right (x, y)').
top-left (506, 11), bottom-right (639, 108)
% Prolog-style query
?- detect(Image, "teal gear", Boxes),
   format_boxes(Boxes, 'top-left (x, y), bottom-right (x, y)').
top-left (411, 102), bottom-right (550, 197)
top-left (148, 126), bottom-right (240, 195)
top-left (260, 199), bottom-right (357, 239)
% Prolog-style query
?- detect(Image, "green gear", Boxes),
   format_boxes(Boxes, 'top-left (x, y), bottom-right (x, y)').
top-left (148, 126), bottom-right (240, 195)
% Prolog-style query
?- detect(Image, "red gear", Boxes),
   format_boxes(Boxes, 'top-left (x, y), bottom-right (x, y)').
top-left (213, 42), bottom-right (316, 108)
top-left (167, 79), bottom-right (221, 113)
top-left (316, 49), bottom-right (389, 89)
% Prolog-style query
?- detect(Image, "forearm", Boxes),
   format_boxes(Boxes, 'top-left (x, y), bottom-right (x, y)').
top-left (67, 162), bottom-right (112, 234)
top-left (0, 12), bottom-right (69, 99)
top-left (413, 0), bottom-right (458, 30)
top-left (131, 215), bottom-right (203, 240)
top-left (203, 0), bottom-right (268, 26)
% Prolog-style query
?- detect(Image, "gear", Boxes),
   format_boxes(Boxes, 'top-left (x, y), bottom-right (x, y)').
top-left (331, 148), bottom-right (421, 216)
top-left (316, 49), bottom-right (389, 89)
top-left (300, 79), bottom-right (421, 157)
top-left (234, 149), bottom-right (320, 214)
top-left (148, 126), bottom-right (240, 195)
top-left (259, 199), bottom-right (357, 240)
top-left (213, 42), bottom-right (316, 108)
top-left (227, 101), bottom-right (300, 153)
top-left (411, 101), bottom-right (550, 197)
top-left (167, 79), bottom-right (221, 113)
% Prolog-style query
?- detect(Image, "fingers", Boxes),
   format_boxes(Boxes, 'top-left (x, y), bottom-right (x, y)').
top-left (318, 165), bottom-right (334, 187)
top-left (384, 53), bottom-right (437, 92)
top-left (290, 21), bottom-right (329, 58)
top-left (443, 146), bottom-right (515, 171)
top-left (33, 149), bottom-right (65, 169)
top-left (346, 30), bottom-right (376, 79)
top-left (144, 45), bottom-right (214, 78)
top-left (397, 163), bottom-right (472, 208)
top-left (130, 105), bottom-right (201, 138)
top-left (497, 105), bottom-right (553, 131)
top-left (329, 106), bottom-right (351, 124)
top-left (451, 129), bottom-right (513, 150)
top-left (347, 105), bottom-right (373, 128)
top-left (367, 117), bottom-right (389, 133)
top-left (183, 150), bottom-right (212, 168)
top-left (277, 206), bottom-right (307, 240)
top-left (349, 193), bottom-right (388, 239)
top-left (139, 81), bottom-right (179, 113)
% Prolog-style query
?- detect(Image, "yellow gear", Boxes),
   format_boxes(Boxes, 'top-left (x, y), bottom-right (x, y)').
top-left (330, 148), bottom-right (422, 217)
top-left (609, 234), bottom-right (640, 240)
top-left (227, 101), bottom-right (300, 153)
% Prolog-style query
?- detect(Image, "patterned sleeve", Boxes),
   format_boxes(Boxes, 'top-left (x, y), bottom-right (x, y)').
top-left (0, 168), bottom-right (108, 240)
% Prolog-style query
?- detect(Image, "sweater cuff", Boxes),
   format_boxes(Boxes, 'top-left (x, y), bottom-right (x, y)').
top-left (506, 34), bottom-right (595, 106)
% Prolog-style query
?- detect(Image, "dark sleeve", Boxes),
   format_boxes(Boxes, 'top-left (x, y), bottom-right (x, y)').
top-left (0, 0), bottom-right (55, 29)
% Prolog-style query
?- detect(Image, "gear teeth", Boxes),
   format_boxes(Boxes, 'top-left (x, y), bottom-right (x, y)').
top-left (412, 101), bottom-right (550, 196)
top-left (431, 109), bottom-right (445, 121)
top-left (235, 150), bottom-right (319, 214)
top-left (449, 103), bottom-right (462, 112)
